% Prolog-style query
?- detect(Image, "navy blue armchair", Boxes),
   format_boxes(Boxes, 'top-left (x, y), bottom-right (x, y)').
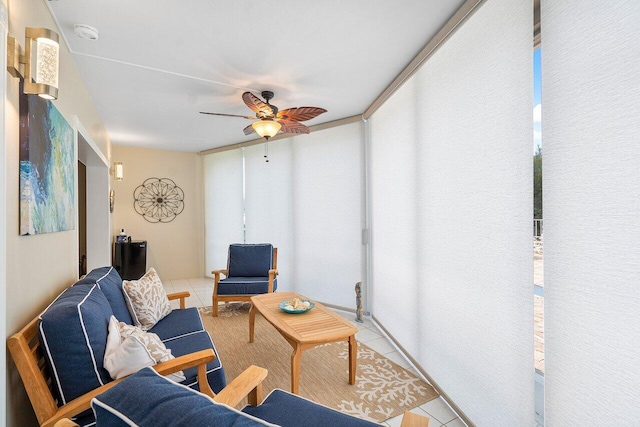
top-left (81, 366), bottom-right (382, 427)
top-left (211, 244), bottom-right (278, 316)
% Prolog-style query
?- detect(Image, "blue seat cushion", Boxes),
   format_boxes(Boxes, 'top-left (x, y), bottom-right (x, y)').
top-left (38, 284), bottom-right (113, 406)
top-left (243, 389), bottom-right (380, 427)
top-left (227, 244), bottom-right (274, 277)
top-left (163, 330), bottom-right (227, 393)
top-left (217, 277), bottom-right (277, 295)
top-left (76, 266), bottom-right (133, 325)
top-left (91, 367), bottom-right (277, 427)
top-left (149, 306), bottom-right (205, 341)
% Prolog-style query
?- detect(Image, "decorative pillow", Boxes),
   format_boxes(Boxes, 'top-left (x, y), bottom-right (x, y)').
top-left (103, 316), bottom-right (185, 382)
top-left (122, 268), bottom-right (171, 330)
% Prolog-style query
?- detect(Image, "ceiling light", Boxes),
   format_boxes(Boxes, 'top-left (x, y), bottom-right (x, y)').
top-left (252, 120), bottom-right (281, 140)
top-left (7, 27), bottom-right (60, 100)
top-left (74, 24), bottom-right (99, 41)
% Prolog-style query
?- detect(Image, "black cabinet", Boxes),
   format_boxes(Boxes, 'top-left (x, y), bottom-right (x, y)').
top-left (114, 241), bottom-right (147, 280)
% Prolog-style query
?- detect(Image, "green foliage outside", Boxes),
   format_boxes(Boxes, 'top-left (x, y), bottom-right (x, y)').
top-left (533, 146), bottom-right (542, 219)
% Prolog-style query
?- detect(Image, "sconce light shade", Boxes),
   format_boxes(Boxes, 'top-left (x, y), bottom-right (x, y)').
top-left (113, 162), bottom-right (124, 181)
top-left (7, 27), bottom-right (60, 100)
top-left (252, 120), bottom-right (281, 140)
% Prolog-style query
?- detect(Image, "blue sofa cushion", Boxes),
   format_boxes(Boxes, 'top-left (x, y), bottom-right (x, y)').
top-left (38, 284), bottom-right (113, 406)
top-left (217, 277), bottom-right (278, 295)
top-left (163, 330), bottom-right (226, 393)
top-left (149, 306), bottom-right (205, 341)
top-left (91, 367), bottom-right (278, 427)
top-left (242, 389), bottom-right (381, 427)
top-left (227, 244), bottom-right (274, 277)
top-left (76, 266), bottom-right (133, 325)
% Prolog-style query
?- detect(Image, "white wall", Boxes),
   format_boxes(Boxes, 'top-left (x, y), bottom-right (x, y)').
top-left (4, 0), bottom-right (111, 425)
top-left (112, 145), bottom-right (205, 280)
top-left (1, 1), bottom-right (9, 424)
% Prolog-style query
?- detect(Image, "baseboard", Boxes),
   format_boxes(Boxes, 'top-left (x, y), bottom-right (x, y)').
top-left (371, 315), bottom-right (474, 427)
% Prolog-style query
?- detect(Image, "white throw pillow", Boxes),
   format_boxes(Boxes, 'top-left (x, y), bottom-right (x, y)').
top-left (103, 316), bottom-right (185, 382)
top-left (122, 268), bottom-right (172, 330)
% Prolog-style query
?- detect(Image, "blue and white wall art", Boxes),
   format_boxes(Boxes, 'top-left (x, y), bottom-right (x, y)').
top-left (19, 90), bottom-right (74, 235)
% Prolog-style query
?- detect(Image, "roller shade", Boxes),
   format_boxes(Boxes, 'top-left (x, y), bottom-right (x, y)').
top-left (370, 0), bottom-right (533, 423)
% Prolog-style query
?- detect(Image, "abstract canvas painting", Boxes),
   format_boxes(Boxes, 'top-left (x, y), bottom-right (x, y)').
top-left (19, 89), bottom-right (74, 235)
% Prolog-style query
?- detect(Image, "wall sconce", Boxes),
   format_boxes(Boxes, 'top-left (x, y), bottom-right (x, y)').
top-left (110, 162), bottom-right (124, 181)
top-left (252, 119), bottom-right (281, 140)
top-left (7, 27), bottom-right (60, 100)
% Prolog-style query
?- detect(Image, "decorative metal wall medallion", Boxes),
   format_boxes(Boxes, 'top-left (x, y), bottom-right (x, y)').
top-left (133, 178), bottom-right (184, 223)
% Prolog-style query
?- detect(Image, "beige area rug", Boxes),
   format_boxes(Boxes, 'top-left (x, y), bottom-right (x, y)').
top-left (199, 303), bottom-right (438, 422)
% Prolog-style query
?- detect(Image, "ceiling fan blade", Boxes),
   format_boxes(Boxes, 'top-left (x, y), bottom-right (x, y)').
top-left (278, 120), bottom-right (310, 134)
top-left (242, 92), bottom-right (274, 117)
top-left (200, 112), bottom-right (255, 120)
top-left (243, 124), bottom-right (256, 136)
top-left (277, 107), bottom-right (327, 122)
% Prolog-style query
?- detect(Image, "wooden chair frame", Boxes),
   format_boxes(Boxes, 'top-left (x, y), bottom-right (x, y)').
top-left (9, 292), bottom-right (268, 427)
top-left (211, 247), bottom-right (278, 316)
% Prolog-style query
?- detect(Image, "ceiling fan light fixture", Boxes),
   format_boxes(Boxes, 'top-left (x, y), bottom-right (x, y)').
top-left (252, 119), bottom-right (281, 140)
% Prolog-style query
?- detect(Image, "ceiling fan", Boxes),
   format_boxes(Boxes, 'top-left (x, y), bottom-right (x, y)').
top-left (200, 91), bottom-right (327, 141)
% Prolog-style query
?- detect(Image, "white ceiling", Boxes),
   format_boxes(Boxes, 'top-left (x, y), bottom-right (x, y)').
top-left (47, 0), bottom-right (466, 152)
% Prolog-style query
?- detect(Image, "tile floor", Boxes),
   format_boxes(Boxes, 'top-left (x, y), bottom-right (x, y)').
top-left (164, 277), bottom-right (465, 427)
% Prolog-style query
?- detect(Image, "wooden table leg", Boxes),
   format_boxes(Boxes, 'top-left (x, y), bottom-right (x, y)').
top-left (400, 411), bottom-right (431, 426)
top-left (249, 303), bottom-right (256, 343)
top-left (348, 335), bottom-right (357, 385)
top-left (291, 345), bottom-right (302, 394)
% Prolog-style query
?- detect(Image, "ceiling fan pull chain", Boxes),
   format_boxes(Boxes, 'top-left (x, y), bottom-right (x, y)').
top-left (264, 141), bottom-right (269, 162)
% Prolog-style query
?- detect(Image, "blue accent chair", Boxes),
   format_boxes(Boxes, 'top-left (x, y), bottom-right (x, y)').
top-left (86, 366), bottom-right (382, 427)
top-left (212, 244), bottom-right (278, 316)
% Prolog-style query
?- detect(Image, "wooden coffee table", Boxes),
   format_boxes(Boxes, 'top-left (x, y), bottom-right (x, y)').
top-left (249, 292), bottom-right (358, 394)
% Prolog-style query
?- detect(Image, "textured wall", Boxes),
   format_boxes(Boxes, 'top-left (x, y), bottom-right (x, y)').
top-left (542, 1), bottom-right (640, 425)
top-left (370, 0), bottom-right (533, 424)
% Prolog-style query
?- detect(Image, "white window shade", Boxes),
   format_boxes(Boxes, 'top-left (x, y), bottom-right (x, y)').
top-left (542, 2), bottom-right (640, 425)
top-left (244, 140), bottom-right (295, 292)
top-left (204, 149), bottom-right (244, 275)
top-left (288, 123), bottom-right (364, 306)
top-left (244, 122), bottom-right (365, 307)
top-left (370, 0), bottom-right (533, 424)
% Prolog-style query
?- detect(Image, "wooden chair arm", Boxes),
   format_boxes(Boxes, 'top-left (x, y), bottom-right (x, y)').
top-left (267, 269), bottom-right (278, 293)
top-left (53, 419), bottom-right (79, 427)
top-left (213, 365), bottom-right (268, 407)
top-left (212, 269), bottom-right (228, 279)
top-left (167, 291), bottom-right (191, 309)
top-left (41, 379), bottom-right (125, 427)
top-left (8, 320), bottom-right (59, 423)
top-left (41, 349), bottom-right (217, 427)
top-left (154, 349), bottom-right (217, 398)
